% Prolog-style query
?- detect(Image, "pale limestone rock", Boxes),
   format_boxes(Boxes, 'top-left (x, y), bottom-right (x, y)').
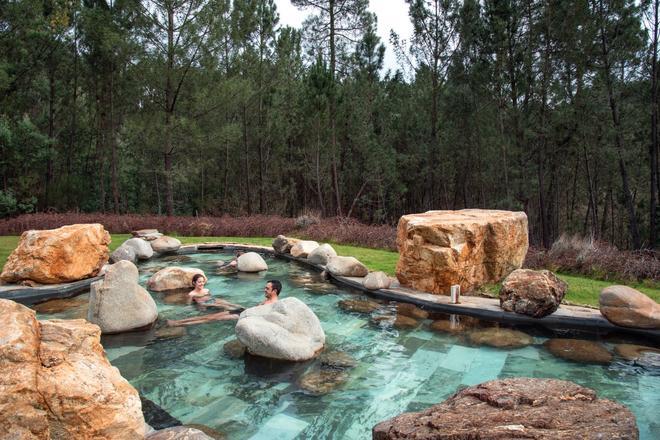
top-left (123, 237), bottom-right (154, 260)
top-left (150, 236), bottom-right (182, 253)
top-left (363, 271), bottom-right (391, 290)
top-left (290, 240), bottom-right (319, 258)
top-left (236, 252), bottom-right (268, 272)
top-left (326, 256), bottom-right (369, 277)
top-left (88, 260), bottom-right (158, 333)
top-left (235, 297), bottom-right (325, 361)
top-left (0, 223), bottom-right (110, 284)
top-left (307, 243), bottom-right (337, 265)
top-left (111, 245), bottom-right (137, 264)
top-left (396, 209), bottom-right (528, 294)
top-left (147, 267), bottom-right (205, 292)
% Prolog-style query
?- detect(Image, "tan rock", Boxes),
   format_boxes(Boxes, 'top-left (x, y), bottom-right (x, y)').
top-left (500, 269), bottom-right (567, 318)
top-left (150, 236), bottom-right (182, 253)
top-left (299, 369), bottom-right (348, 395)
top-left (290, 240), bottom-right (319, 258)
top-left (0, 224), bottom-right (110, 284)
top-left (147, 267), bottom-right (205, 292)
top-left (613, 344), bottom-right (660, 361)
top-left (363, 271), bottom-right (391, 290)
top-left (326, 256), bottom-right (369, 277)
top-left (467, 328), bottom-right (533, 348)
top-left (599, 285), bottom-right (660, 329)
top-left (307, 243), bottom-right (338, 265)
top-left (337, 299), bottom-right (381, 314)
top-left (146, 426), bottom-right (215, 439)
top-left (544, 339), bottom-right (613, 364)
top-left (272, 235), bottom-right (300, 254)
top-left (372, 314), bottom-right (420, 329)
top-left (396, 303), bottom-right (429, 319)
top-left (396, 209), bottom-right (528, 294)
top-left (0, 299), bottom-right (145, 440)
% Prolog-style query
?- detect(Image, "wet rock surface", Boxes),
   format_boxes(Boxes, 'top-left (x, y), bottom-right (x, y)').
top-left (429, 317), bottom-right (476, 334)
top-left (544, 338), bottom-right (613, 364)
top-left (154, 326), bottom-right (187, 340)
top-left (299, 369), bottom-right (349, 395)
top-left (318, 351), bottom-right (357, 369)
top-left (223, 339), bottom-right (247, 359)
top-left (614, 343), bottom-right (660, 361)
top-left (499, 269), bottom-right (567, 318)
top-left (371, 314), bottom-right (420, 329)
top-left (372, 378), bottom-right (638, 440)
top-left (599, 285), bottom-right (660, 329)
top-left (337, 299), bottom-right (381, 314)
top-left (32, 296), bottom-right (88, 314)
top-left (395, 303), bottom-right (429, 320)
top-left (467, 327), bottom-right (533, 348)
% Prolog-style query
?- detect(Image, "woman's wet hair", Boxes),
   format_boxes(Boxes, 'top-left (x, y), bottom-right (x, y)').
top-left (192, 273), bottom-right (205, 286)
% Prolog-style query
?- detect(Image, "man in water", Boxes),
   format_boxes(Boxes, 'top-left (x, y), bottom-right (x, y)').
top-left (167, 280), bottom-right (282, 327)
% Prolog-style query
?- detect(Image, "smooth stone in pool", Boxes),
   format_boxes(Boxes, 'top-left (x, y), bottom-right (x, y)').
top-left (223, 339), bottom-right (247, 359)
top-left (599, 285), bottom-right (660, 329)
top-left (467, 327), bottom-right (533, 348)
top-left (290, 240), bottom-right (319, 258)
top-left (499, 269), bottom-right (567, 318)
top-left (88, 260), bottom-right (158, 334)
top-left (544, 339), bottom-right (613, 364)
top-left (337, 299), bottom-right (381, 314)
top-left (122, 238), bottom-right (154, 260)
top-left (429, 318), bottom-right (474, 334)
top-left (299, 369), bottom-right (349, 395)
top-left (236, 252), bottom-right (268, 272)
top-left (326, 255), bottom-right (369, 277)
top-left (146, 426), bottom-right (214, 439)
top-left (154, 326), bottom-right (187, 340)
top-left (363, 271), bottom-right (391, 290)
top-left (396, 303), bottom-right (429, 319)
top-left (111, 245), bottom-right (137, 264)
top-left (614, 343), bottom-right (660, 361)
top-left (235, 297), bottom-right (326, 362)
top-left (307, 243), bottom-right (337, 265)
top-left (147, 267), bottom-right (205, 292)
top-left (372, 314), bottom-right (420, 329)
top-left (372, 378), bottom-right (638, 440)
top-left (318, 351), bottom-right (357, 369)
top-left (150, 236), bottom-right (182, 254)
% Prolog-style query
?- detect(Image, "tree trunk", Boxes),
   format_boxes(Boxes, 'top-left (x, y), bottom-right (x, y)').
top-left (243, 105), bottom-right (252, 215)
top-left (329, 0), bottom-right (342, 217)
top-left (651, 0), bottom-right (659, 248)
top-left (164, 4), bottom-right (175, 216)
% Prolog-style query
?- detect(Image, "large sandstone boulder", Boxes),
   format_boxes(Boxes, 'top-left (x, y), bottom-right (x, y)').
top-left (88, 260), bottom-right (158, 334)
top-left (0, 299), bottom-right (145, 439)
top-left (150, 236), bottom-right (182, 253)
top-left (236, 252), bottom-right (268, 272)
top-left (123, 237), bottom-right (154, 260)
top-left (235, 297), bottom-right (325, 361)
top-left (500, 269), bottom-right (567, 318)
top-left (372, 378), bottom-right (638, 440)
top-left (307, 243), bottom-right (337, 265)
top-left (326, 256), bottom-right (369, 277)
top-left (290, 240), bottom-right (319, 258)
top-left (599, 285), bottom-right (660, 329)
top-left (396, 210), bottom-right (528, 295)
top-left (147, 267), bottom-right (204, 292)
top-left (272, 235), bottom-right (300, 254)
top-left (0, 223), bottom-right (110, 284)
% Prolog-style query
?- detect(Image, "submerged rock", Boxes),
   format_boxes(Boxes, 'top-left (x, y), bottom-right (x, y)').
top-left (499, 269), bottom-right (567, 318)
top-left (299, 369), bottom-right (349, 395)
top-left (155, 326), bottom-right (187, 340)
top-left (32, 296), bottom-right (88, 314)
top-left (159, 255), bottom-right (192, 263)
top-left (337, 299), bottom-right (381, 314)
top-left (223, 339), bottom-right (247, 359)
top-left (467, 327), bottom-right (533, 348)
top-left (395, 303), bottom-right (429, 320)
top-left (318, 351), bottom-right (357, 370)
top-left (0, 223), bottom-right (110, 284)
top-left (613, 343), bottom-right (660, 361)
top-left (235, 297), bottom-right (325, 362)
top-left (544, 339), bottom-right (613, 364)
top-left (372, 314), bottom-right (420, 329)
top-left (372, 378), bottom-right (638, 440)
top-left (429, 317), bottom-right (476, 334)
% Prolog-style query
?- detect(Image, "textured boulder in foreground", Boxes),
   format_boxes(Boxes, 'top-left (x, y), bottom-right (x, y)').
top-left (372, 378), bottom-right (638, 440)
top-left (396, 210), bottom-right (528, 294)
top-left (147, 267), bottom-right (205, 292)
top-left (599, 285), bottom-right (660, 329)
top-left (500, 269), bottom-right (567, 318)
top-left (0, 223), bottom-right (110, 284)
top-left (0, 299), bottom-right (145, 440)
top-left (88, 260), bottom-right (158, 333)
top-left (235, 297), bottom-right (325, 361)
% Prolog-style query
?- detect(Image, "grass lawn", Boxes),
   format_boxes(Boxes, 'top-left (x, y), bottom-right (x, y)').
top-left (1, 234), bottom-right (658, 308)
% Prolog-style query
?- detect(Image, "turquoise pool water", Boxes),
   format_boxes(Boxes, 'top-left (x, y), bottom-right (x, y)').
top-left (36, 252), bottom-right (660, 439)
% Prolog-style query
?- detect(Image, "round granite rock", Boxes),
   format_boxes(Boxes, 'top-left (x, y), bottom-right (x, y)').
top-left (544, 339), bottom-right (613, 364)
top-left (372, 378), bottom-right (638, 440)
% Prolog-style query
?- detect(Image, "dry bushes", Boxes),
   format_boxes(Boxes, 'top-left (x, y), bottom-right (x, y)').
top-left (524, 234), bottom-right (660, 282)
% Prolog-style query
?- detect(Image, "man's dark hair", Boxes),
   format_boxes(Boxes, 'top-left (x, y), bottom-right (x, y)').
top-left (267, 279), bottom-right (282, 296)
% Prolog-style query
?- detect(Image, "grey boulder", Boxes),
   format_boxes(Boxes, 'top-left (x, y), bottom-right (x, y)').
top-left (326, 256), bottom-right (368, 277)
top-left (307, 243), bottom-right (337, 265)
top-left (236, 252), bottom-right (268, 272)
top-left (123, 238), bottom-right (154, 260)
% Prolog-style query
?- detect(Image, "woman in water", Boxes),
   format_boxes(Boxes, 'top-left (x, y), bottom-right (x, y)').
top-left (187, 273), bottom-right (243, 310)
